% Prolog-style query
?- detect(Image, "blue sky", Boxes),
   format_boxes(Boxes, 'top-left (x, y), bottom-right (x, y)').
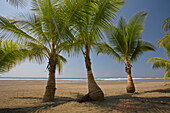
top-left (0, 0), bottom-right (169, 78)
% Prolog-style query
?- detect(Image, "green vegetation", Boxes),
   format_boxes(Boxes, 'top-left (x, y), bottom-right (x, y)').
top-left (147, 17), bottom-right (170, 84)
top-left (0, 39), bottom-right (27, 73)
top-left (97, 11), bottom-right (155, 93)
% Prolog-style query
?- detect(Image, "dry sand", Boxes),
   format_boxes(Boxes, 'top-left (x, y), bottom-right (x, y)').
top-left (0, 80), bottom-right (169, 113)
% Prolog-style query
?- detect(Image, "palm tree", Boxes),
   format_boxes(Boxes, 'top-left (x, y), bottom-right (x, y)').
top-left (63, 0), bottom-right (124, 101)
top-left (147, 17), bottom-right (170, 84)
top-left (0, 39), bottom-right (27, 73)
top-left (0, 0), bottom-right (73, 102)
top-left (97, 11), bottom-right (155, 93)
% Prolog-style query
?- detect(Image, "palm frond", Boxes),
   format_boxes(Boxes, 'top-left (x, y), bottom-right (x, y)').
top-left (0, 16), bottom-right (50, 55)
top-left (14, 13), bottom-right (51, 46)
top-left (103, 11), bottom-right (154, 66)
top-left (157, 34), bottom-right (170, 59)
top-left (157, 33), bottom-right (170, 48)
top-left (127, 11), bottom-right (148, 38)
top-left (26, 42), bottom-right (48, 64)
top-left (147, 57), bottom-right (170, 71)
top-left (0, 39), bottom-right (28, 73)
top-left (56, 55), bottom-right (67, 74)
top-left (31, 0), bottom-right (39, 11)
top-left (96, 42), bottom-right (124, 63)
top-left (126, 11), bottom-right (148, 55)
top-left (164, 71), bottom-right (170, 84)
top-left (130, 40), bottom-right (155, 62)
top-left (118, 16), bottom-right (127, 35)
top-left (89, 0), bottom-right (124, 39)
top-left (68, 35), bottom-right (85, 56)
top-left (163, 37), bottom-right (170, 58)
top-left (162, 17), bottom-right (170, 33)
top-left (106, 24), bottom-right (126, 55)
top-left (6, 0), bottom-right (26, 8)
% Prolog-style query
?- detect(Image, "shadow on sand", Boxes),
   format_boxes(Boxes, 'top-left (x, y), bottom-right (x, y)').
top-left (90, 88), bottom-right (170, 112)
top-left (144, 88), bottom-right (170, 93)
top-left (0, 88), bottom-right (169, 113)
top-left (0, 96), bottom-right (75, 113)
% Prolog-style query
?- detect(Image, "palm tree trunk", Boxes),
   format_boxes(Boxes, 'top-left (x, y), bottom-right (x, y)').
top-left (77, 44), bottom-right (104, 102)
top-left (125, 65), bottom-right (135, 93)
top-left (43, 58), bottom-right (56, 102)
top-left (85, 55), bottom-right (104, 101)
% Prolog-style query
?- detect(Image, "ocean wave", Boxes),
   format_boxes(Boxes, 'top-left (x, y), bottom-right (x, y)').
top-left (0, 77), bottom-right (164, 83)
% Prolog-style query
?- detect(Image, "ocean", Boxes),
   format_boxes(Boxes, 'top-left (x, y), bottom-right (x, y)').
top-left (0, 77), bottom-right (164, 83)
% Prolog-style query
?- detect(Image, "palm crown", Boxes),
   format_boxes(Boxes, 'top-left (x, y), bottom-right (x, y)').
top-left (64, 0), bottom-right (124, 54)
top-left (0, 0), bottom-right (72, 73)
top-left (97, 11), bottom-right (155, 65)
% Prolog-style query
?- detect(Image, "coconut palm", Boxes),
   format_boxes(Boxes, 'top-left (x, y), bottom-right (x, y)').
top-left (0, 0), bottom-right (73, 102)
top-left (63, 0), bottom-right (124, 101)
top-left (97, 11), bottom-right (155, 93)
top-left (147, 17), bottom-right (170, 84)
top-left (0, 39), bottom-right (28, 73)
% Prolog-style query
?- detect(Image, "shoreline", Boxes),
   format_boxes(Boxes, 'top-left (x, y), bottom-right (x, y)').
top-left (0, 77), bottom-right (166, 84)
top-left (0, 78), bottom-right (167, 86)
top-left (0, 78), bottom-right (166, 86)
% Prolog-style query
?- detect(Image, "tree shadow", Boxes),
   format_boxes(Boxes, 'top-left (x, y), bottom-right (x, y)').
top-left (144, 88), bottom-right (170, 93)
top-left (0, 96), bottom-right (75, 113)
top-left (13, 97), bottom-right (42, 100)
top-left (90, 88), bottom-right (170, 112)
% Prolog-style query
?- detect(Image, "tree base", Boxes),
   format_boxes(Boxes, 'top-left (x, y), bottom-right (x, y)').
top-left (42, 87), bottom-right (56, 102)
top-left (77, 90), bottom-right (104, 103)
top-left (76, 94), bottom-right (91, 102)
top-left (126, 86), bottom-right (135, 93)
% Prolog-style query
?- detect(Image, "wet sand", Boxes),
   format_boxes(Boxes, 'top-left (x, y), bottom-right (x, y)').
top-left (0, 80), bottom-right (169, 113)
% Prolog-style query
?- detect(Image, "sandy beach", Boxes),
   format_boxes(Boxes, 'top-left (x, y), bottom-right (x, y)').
top-left (0, 80), bottom-right (169, 113)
